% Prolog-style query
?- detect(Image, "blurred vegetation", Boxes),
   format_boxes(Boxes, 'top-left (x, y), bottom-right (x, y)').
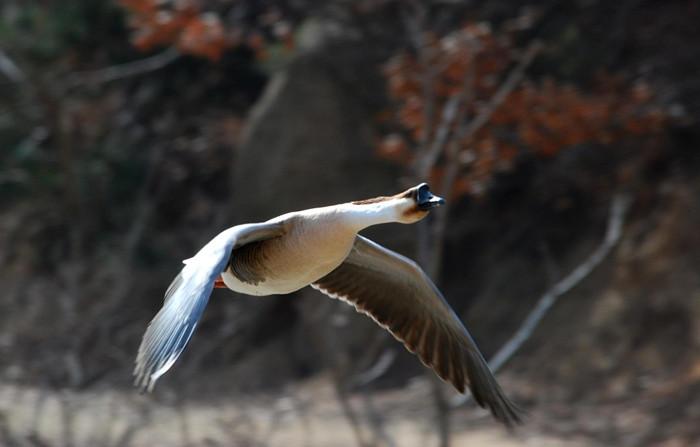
top-left (0, 0), bottom-right (272, 390)
top-left (1, 0), bottom-right (699, 446)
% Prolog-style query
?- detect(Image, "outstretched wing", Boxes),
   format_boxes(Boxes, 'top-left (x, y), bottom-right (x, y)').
top-left (312, 236), bottom-right (521, 426)
top-left (134, 222), bottom-right (285, 392)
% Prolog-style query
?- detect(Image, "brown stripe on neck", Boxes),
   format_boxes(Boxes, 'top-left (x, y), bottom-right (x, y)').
top-left (352, 187), bottom-right (416, 205)
top-left (351, 196), bottom-right (392, 205)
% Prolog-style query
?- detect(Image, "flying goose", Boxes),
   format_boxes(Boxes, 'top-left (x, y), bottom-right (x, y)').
top-left (134, 183), bottom-right (521, 425)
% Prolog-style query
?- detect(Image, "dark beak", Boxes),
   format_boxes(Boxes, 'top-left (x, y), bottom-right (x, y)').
top-left (416, 183), bottom-right (445, 210)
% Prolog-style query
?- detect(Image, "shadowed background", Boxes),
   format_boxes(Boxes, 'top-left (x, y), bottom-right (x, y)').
top-left (1, 1), bottom-right (699, 446)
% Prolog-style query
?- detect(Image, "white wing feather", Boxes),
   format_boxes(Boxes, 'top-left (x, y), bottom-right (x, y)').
top-left (133, 223), bottom-right (284, 391)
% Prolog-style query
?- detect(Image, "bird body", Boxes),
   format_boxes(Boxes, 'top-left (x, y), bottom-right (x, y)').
top-left (220, 198), bottom-right (419, 296)
top-left (222, 208), bottom-right (355, 295)
top-left (134, 183), bottom-right (522, 426)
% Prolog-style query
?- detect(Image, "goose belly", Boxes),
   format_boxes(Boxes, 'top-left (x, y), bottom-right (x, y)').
top-left (220, 233), bottom-right (353, 296)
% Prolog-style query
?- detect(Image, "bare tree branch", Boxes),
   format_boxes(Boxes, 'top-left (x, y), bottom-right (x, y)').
top-left (429, 375), bottom-right (451, 447)
top-left (351, 349), bottom-right (397, 388)
top-left (416, 95), bottom-right (461, 178)
top-left (306, 302), bottom-right (371, 447)
top-left (63, 48), bottom-right (180, 90)
top-left (426, 40), bottom-right (542, 280)
top-left (416, 35), bottom-right (479, 181)
top-left (453, 41), bottom-right (542, 149)
top-left (332, 371), bottom-right (371, 447)
top-left (451, 193), bottom-right (631, 407)
top-left (402, 1), bottom-right (435, 154)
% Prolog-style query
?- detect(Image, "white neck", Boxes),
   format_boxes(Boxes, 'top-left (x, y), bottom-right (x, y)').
top-left (335, 199), bottom-right (405, 231)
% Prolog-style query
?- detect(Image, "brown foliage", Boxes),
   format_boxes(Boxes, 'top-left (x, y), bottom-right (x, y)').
top-left (119, 0), bottom-right (228, 60)
top-left (118, 0), bottom-right (294, 60)
top-left (379, 23), bottom-right (669, 197)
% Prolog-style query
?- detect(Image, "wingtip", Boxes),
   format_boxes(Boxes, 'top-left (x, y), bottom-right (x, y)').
top-left (133, 371), bottom-right (148, 394)
top-left (459, 349), bottom-right (525, 428)
top-left (482, 383), bottom-right (525, 428)
top-left (493, 397), bottom-right (525, 428)
top-left (133, 357), bottom-right (159, 394)
top-left (133, 369), bottom-right (158, 394)
top-left (475, 385), bottom-right (524, 428)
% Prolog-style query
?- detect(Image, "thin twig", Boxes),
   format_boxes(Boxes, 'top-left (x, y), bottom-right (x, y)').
top-left (0, 48), bottom-right (25, 83)
top-left (403, 1), bottom-right (435, 155)
top-left (454, 41), bottom-right (542, 149)
top-left (352, 349), bottom-right (397, 388)
top-left (417, 35), bottom-right (478, 180)
top-left (348, 326), bottom-right (398, 390)
top-left (332, 372), bottom-right (371, 447)
top-left (307, 303), bottom-right (370, 447)
top-left (63, 47), bottom-right (180, 90)
top-left (451, 193), bottom-right (631, 407)
top-left (417, 95), bottom-right (461, 179)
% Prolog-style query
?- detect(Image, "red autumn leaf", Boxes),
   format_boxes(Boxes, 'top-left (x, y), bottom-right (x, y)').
top-left (177, 13), bottom-right (227, 61)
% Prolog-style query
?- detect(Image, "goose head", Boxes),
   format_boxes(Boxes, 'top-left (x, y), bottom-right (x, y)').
top-left (349, 183), bottom-right (445, 226)
top-left (398, 182), bottom-right (445, 223)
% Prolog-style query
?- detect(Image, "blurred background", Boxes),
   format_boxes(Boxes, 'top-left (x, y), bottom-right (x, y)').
top-left (1, 0), bottom-right (699, 446)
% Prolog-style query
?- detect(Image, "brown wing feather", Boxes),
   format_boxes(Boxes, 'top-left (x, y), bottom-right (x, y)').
top-left (312, 236), bottom-right (521, 426)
